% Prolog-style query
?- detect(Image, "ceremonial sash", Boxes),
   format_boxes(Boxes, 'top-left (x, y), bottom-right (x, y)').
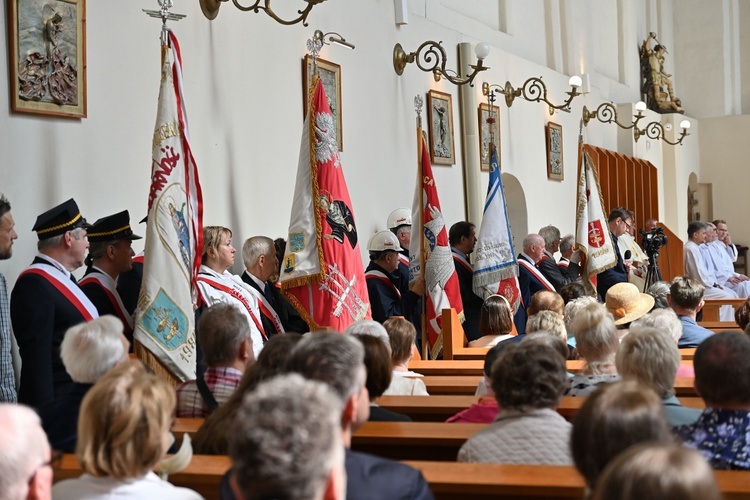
top-left (132, 253), bottom-right (145, 265)
top-left (244, 285), bottom-right (285, 334)
top-left (398, 254), bottom-right (409, 267)
top-left (365, 270), bottom-right (401, 298)
top-left (21, 264), bottom-right (98, 320)
top-left (79, 271), bottom-right (134, 329)
top-left (196, 275), bottom-right (268, 342)
top-left (452, 250), bottom-right (473, 273)
top-left (518, 258), bottom-right (555, 291)
top-left (558, 258), bottom-right (570, 268)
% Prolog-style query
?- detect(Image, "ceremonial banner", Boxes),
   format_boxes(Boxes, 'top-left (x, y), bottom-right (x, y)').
top-left (409, 130), bottom-right (463, 359)
top-left (575, 149), bottom-right (615, 290)
top-left (134, 30), bottom-right (203, 384)
top-left (473, 145), bottom-right (521, 309)
top-left (280, 76), bottom-right (370, 331)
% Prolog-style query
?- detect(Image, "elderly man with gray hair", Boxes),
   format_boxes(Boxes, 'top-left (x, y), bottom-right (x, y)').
top-left (286, 332), bottom-right (434, 500)
top-left (0, 404), bottom-right (54, 500)
top-left (176, 303), bottom-right (254, 418)
top-left (230, 374), bottom-right (346, 500)
top-left (537, 225), bottom-right (581, 291)
top-left (39, 315), bottom-right (129, 452)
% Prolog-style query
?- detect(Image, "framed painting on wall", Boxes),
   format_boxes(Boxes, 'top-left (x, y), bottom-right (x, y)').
top-left (8, 0), bottom-right (87, 118)
top-left (303, 55), bottom-right (343, 151)
top-left (427, 89), bottom-right (455, 165)
top-left (546, 122), bottom-right (564, 180)
top-left (478, 102), bottom-right (500, 171)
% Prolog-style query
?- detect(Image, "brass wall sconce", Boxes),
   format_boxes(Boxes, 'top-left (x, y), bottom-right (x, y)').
top-left (481, 75), bottom-right (582, 114)
top-left (582, 100), bottom-right (647, 131)
top-left (393, 40), bottom-right (490, 87)
top-left (583, 101), bottom-right (689, 145)
top-left (312, 30), bottom-right (355, 50)
top-left (634, 119), bottom-right (691, 145)
top-left (200, 0), bottom-right (325, 24)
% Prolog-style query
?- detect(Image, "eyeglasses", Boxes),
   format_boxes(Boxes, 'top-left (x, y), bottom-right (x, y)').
top-left (622, 220), bottom-right (633, 230)
top-left (27, 450), bottom-right (63, 485)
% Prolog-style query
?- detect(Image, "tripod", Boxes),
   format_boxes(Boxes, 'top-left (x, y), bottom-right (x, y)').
top-left (643, 250), bottom-right (663, 292)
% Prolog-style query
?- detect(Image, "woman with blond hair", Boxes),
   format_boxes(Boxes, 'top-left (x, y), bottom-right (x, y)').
top-left (196, 226), bottom-right (265, 360)
top-left (53, 360), bottom-right (202, 498)
top-left (564, 303), bottom-right (620, 396)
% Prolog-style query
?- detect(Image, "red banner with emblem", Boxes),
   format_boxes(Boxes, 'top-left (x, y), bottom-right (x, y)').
top-left (409, 129), bottom-right (464, 359)
top-left (280, 77), bottom-right (370, 331)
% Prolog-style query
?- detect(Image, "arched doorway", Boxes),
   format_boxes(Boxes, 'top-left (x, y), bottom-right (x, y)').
top-left (501, 173), bottom-right (528, 254)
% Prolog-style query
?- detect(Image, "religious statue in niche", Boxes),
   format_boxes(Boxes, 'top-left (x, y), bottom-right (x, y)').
top-left (17, 2), bottom-right (78, 106)
top-left (640, 32), bottom-right (684, 113)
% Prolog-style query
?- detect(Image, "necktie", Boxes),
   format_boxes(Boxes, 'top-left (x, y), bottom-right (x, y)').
top-left (263, 283), bottom-right (274, 306)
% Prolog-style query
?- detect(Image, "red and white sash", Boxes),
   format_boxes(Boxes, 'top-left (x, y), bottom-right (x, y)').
top-left (365, 269), bottom-right (401, 298)
top-left (244, 285), bottom-right (285, 334)
top-left (196, 274), bottom-right (268, 342)
top-left (557, 258), bottom-right (570, 269)
top-left (79, 270), bottom-right (134, 329)
top-left (518, 258), bottom-right (555, 291)
top-left (451, 249), bottom-right (473, 273)
top-left (398, 253), bottom-right (409, 267)
top-left (21, 263), bottom-right (99, 320)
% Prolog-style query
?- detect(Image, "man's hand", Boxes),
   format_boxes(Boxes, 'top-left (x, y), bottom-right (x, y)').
top-left (410, 277), bottom-right (426, 296)
top-left (728, 277), bottom-right (742, 285)
top-left (725, 231), bottom-right (733, 245)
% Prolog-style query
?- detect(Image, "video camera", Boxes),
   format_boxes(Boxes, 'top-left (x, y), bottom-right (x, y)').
top-left (640, 227), bottom-right (668, 256)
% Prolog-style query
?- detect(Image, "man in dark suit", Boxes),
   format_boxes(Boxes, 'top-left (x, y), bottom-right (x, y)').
top-left (11, 199), bottom-right (98, 408)
top-left (537, 225), bottom-right (581, 291)
top-left (515, 234), bottom-right (556, 335)
top-left (79, 210), bottom-right (141, 342)
top-left (241, 235), bottom-right (307, 334)
top-left (287, 332), bottom-right (434, 500)
top-left (596, 208), bottom-right (633, 300)
top-left (449, 221), bottom-right (483, 342)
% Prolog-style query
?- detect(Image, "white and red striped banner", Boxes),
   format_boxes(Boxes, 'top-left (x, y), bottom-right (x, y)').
top-left (134, 30), bottom-right (203, 382)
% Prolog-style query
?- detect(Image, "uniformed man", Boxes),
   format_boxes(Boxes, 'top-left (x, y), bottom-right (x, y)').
top-left (79, 210), bottom-right (141, 342)
top-left (11, 199), bottom-right (98, 408)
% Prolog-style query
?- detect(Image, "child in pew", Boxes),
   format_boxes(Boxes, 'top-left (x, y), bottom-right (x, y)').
top-left (592, 443), bottom-right (720, 500)
top-left (382, 317), bottom-right (429, 396)
top-left (457, 338), bottom-right (572, 464)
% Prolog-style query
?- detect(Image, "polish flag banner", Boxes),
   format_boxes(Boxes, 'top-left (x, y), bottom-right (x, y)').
top-left (575, 148), bottom-right (616, 290)
top-left (280, 76), bottom-right (370, 331)
top-left (409, 130), bottom-right (464, 359)
top-left (473, 145), bottom-right (521, 309)
top-left (134, 30), bottom-right (203, 384)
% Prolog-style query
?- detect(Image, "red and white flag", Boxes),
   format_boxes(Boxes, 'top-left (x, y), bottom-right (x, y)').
top-left (575, 147), bottom-right (615, 290)
top-left (134, 30), bottom-right (203, 383)
top-left (280, 77), bottom-right (370, 331)
top-left (409, 130), bottom-right (463, 359)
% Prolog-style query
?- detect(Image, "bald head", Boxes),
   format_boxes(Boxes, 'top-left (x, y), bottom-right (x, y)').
top-left (0, 404), bottom-right (52, 500)
top-left (523, 234), bottom-right (546, 263)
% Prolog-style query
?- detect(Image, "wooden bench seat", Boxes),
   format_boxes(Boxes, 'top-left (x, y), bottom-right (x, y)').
top-left (409, 359), bottom-right (693, 377)
top-left (700, 298), bottom-right (747, 322)
top-left (55, 453), bottom-right (750, 499)
top-left (422, 375), bottom-right (483, 395)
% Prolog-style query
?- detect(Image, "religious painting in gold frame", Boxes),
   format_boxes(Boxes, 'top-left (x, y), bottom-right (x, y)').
top-left (8, 0), bottom-right (87, 118)
top-left (303, 55), bottom-right (343, 151)
top-left (478, 102), bottom-right (500, 172)
top-left (427, 90), bottom-right (455, 166)
top-left (546, 122), bottom-right (564, 180)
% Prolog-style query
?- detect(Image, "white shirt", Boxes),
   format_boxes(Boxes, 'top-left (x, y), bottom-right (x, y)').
top-left (684, 240), bottom-right (718, 288)
top-left (53, 471), bottom-right (204, 500)
top-left (196, 265), bottom-right (265, 359)
top-left (702, 240), bottom-right (739, 285)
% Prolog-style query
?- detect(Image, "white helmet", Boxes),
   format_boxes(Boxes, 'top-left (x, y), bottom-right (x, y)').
top-left (387, 208), bottom-right (412, 230)
top-left (367, 230), bottom-right (404, 252)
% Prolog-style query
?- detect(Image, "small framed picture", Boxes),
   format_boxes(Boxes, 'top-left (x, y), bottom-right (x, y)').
top-left (478, 102), bottom-right (500, 171)
top-left (303, 55), bottom-right (343, 151)
top-left (546, 122), bottom-right (564, 180)
top-left (427, 89), bottom-right (455, 165)
top-left (8, 0), bottom-right (87, 118)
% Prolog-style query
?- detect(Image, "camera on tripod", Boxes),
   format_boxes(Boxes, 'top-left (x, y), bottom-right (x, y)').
top-left (640, 227), bottom-right (668, 257)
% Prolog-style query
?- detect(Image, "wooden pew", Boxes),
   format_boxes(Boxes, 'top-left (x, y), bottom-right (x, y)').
top-left (56, 453), bottom-right (750, 500)
top-left (699, 320), bottom-right (743, 332)
top-left (404, 461), bottom-right (750, 499)
top-left (701, 298), bottom-right (747, 322)
top-left (410, 358), bottom-right (694, 377)
top-left (56, 454), bottom-right (231, 500)
top-left (352, 422), bottom-right (484, 460)
top-left (375, 395), bottom-right (705, 422)
top-left (442, 308), bottom-right (490, 361)
top-left (422, 375), bottom-right (483, 395)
